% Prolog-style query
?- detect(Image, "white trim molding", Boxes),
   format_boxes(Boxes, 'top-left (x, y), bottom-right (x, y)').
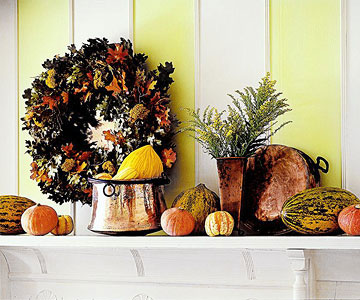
top-left (0, 0), bottom-right (18, 195)
top-left (341, 0), bottom-right (347, 189)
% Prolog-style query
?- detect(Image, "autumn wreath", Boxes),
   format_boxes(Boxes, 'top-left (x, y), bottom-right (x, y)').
top-left (22, 38), bottom-right (178, 205)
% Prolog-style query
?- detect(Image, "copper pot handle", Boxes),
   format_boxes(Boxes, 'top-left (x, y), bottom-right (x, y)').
top-left (103, 183), bottom-right (116, 197)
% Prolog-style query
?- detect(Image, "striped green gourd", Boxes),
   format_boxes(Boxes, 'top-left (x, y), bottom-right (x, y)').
top-left (281, 187), bottom-right (360, 234)
top-left (172, 183), bottom-right (220, 234)
top-left (0, 195), bottom-right (36, 234)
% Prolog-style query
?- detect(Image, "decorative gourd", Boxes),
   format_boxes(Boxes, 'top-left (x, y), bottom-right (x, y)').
top-left (94, 173), bottom-right (112, 180)
top-left (116, 145), bottom-right (163, 179)
top-left (205, 211), bottom-right (234, 237)
top-left (172, 183), bottom-right (220, 234)
top-left (112, 167), bottom-right (139, 180)
top-left (160, 207), bottom-right (195, 236)
top-left (338, 204), bottom-right (360, 235)
top-left (51, 215), bottom-right (74, 236)
top-left (0, 195), bottom-right (36, 234)
top-left (21, 204), bottom-right (58, 236)
top-left (281, 187), bottom-right (360, 234)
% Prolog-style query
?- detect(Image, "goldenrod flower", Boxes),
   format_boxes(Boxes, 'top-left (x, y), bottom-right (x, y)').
top-left (130, 104), bottom-right (150, 122)
top-left (45, 69), bottom-right (56, 88)
top-left (102, 161), bottom-right (116, 174)
top-left (61, 158), bottom-right (76, 172)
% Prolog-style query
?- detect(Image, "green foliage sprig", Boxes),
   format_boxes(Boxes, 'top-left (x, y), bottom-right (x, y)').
top-left (181, 73), bottom-right (291, 158)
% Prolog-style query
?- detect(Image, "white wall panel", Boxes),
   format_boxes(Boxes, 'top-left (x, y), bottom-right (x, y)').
top-left (344, 0), bottom-right (360, 197)
top-left (71, 0), bottom-right (132, 235)
top-left (0, 0), bottom-right (18, 195)
top-left (196, 0), bottom-right (268, 193)
top-left (73, 0), bottom-right (132, 46)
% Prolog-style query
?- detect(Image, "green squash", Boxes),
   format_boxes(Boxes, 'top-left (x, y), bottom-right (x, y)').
top-left (172, 184), bottom-right (220, 234)
top-left (281, 187), bottom-right (360, 234)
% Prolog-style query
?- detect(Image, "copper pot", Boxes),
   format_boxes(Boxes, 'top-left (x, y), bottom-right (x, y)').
top-left (88, 175), bottom-right (169, 235)
top-left (216, 157), bottom-right (247, 232)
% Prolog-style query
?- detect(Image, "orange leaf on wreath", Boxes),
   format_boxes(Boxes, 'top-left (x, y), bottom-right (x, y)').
top-left (42, 96), bottom-right (58, 110)
top-left (77, 151), bottom-right (92, 161)
top-left (62, 143), bottom-right (75, 157)
top-left (120, 71), bottom-right (128, 93)
top-left (103, 130), bottom-right (116, 143)
top-left (61, 91), bottom-right (69, 104)
top-left (103, 130), bottom-right (125, 145)
top-left (106, 44), bottom-right (129, 64)
top-left (146, 79), bottom-right (157, 95)
top-left (150, 92), bottom-right (161, 106)
top-left (75, 161), bottom-right (87, 173)
top-left (74, 82), bottom-right (89, 94)
top-left (86, 72), bottom-right (93, 81)
top-left (105, 75), bottom-right (122, 96)
top-left (30, 162), bottom-right (38, 180)
top-left (115, 131), bottom-right (125, 145)
top-left (83, 188), bottom-right (92, 198)
top-left (155, 108), bottom-right (171, 127)
top-left (161, 148), bottom-right (176, 168)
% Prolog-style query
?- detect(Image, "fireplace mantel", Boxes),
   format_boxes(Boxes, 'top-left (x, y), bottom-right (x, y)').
top-left (0, 236), bottom-right (360, 300)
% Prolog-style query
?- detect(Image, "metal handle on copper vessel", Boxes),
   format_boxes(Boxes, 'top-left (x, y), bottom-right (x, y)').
top-left (103, 183), bottom-right (116, 197)
top-left (316, 156), bottom-right (329, 174)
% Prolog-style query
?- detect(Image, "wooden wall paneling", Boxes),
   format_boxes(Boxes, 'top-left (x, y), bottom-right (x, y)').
top-left (195, 0), bottom-right (268, 193)
top-left (71, 0), bottom-right (133, 235)
top-left (0, 0), bottom-right (18, 195)
top-left (343, 0), bottom-right (360, 198)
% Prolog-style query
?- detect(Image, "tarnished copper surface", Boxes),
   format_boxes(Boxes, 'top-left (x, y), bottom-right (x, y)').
top-left (88, 182), bottom-right (167, 235)
top-left (241, 144), bottom-right (322, 235)
top-left (216, 157), bottom-right (247, 231)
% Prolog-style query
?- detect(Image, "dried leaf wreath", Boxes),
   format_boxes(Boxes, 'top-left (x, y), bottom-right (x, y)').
top-left (22, 38), bottom-right (178, 205)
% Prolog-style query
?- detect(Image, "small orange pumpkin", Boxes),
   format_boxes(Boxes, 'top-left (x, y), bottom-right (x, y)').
top-left (21, 204), bottom-right (58, 236)
top-left (51, 215), bottom-right (74, 236)
top-left (161, 207), bottom-right (195, 236)
top-left (205, 211), bottom-right (234, 237)
top-left (338, 204), bottom-right (360, 235)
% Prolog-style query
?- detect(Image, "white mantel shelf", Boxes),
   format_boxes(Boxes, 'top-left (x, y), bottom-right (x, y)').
top-left (2, 235), bottom-right (360, 300)
top-left (0, 235), bottom-right (358, 250)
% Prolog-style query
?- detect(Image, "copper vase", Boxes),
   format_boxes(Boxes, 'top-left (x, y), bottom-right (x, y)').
top-left (216, 157), bottom-right (247, 232)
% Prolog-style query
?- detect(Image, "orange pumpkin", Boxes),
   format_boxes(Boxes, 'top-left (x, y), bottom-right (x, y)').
top-left (51, 215), bottom-right (74, 236)
top-left (338, 204), bottom-right (360, 235)
top-left (161, 207), bottom-right (195, 236)
top-left (21, 204), bottom-right (58, 236)
top-left (205, 211), bottom-right (234, 237)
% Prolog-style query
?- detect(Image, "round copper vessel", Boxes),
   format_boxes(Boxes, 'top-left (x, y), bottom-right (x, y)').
top-left (88, 175), bottom-right (169, 235)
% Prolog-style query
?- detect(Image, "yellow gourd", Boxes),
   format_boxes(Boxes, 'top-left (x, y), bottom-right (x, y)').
top-left (112, 167), bottom-right (139, 180)
top-left (205, 211), bottom-right (234, 237)
top-left (116, 145), bottom-right (163, 179)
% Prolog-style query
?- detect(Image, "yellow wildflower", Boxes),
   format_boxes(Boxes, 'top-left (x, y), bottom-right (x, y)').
top-left (45, 69), bottom-right (56, 88)
top-left (102, 161), bottom-right (116, 174)
top-left (61, 158), bottom-right (76, 172)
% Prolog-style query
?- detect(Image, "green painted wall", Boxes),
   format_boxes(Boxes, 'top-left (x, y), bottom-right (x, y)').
top-left (270, 0), bottom-right (341, 187)
top-left (134, 0), bottom-right (196, 205)
top-left (18, 0), bottom-right (71, 214)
